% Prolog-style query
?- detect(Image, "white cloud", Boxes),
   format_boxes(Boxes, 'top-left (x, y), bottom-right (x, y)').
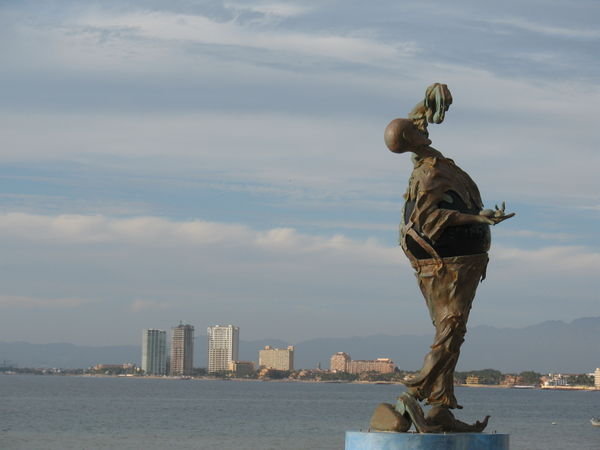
top-left (130, 299), bottom-right (171, 312)
top-left (2, 212), bottom-right (598, 277)
top-left (494, 245), bottom-right (600, 274)
top-left (0, 212), bottom-right (402, 264)
top-left (0, 295), bottom-right (89, 308)
top-left (494, 229), bottom-right (573, 241)
top-left (1, 211), bottom-right (598, 343)
top-left (225, 2), bottom-right (311, 18)
top-left (75, 10), bottom-right (412, 65)
top-left (488, 17), bottom-right (600, 39)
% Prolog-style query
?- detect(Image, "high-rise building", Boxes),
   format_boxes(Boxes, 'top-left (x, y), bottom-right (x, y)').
top-left (207, 325), bottom-right (239, 373)
top-left (170, 323), bottom-right (194, 376)
top-left (142, 329), bottom-right (167, 375)
top-left (330, 352), bottom-right (351, 372)
top-left (259, 345), bottom-right (294, 371)
top-left (595, 368), bottom-right (600, 389)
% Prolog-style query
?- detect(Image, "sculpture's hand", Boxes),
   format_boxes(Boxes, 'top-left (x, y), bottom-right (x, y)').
top-left (479, 201), bottom-right (515, 225)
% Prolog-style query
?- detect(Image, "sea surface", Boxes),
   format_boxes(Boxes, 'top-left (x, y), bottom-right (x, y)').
top-left (1, 375), bottom-right (599, 449)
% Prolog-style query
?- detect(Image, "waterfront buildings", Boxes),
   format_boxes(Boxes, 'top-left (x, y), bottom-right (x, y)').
top-left (141, 329), bottom-right (167, 375)
top-left (595, 368), bottom-right (600, 389)
top-left (259, 346), bottom-right (295, 371)
top-left (329, 352), bottom-right (395, 374)
top-left (92, 363), bottom-right (136, 372)
top-left (170, 323), bottom-right (194, 376)
top-left (330, 352), bottom-right (351, 372)
top-left (207, 325), bottom-right (239, 373)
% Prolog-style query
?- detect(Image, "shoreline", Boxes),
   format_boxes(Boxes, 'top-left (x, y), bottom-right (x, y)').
top-left (5, 372), bottom-right (597, 390)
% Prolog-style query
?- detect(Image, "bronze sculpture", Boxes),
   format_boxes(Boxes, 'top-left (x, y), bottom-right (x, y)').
top-left (371, 83), bottom-right (514, 433)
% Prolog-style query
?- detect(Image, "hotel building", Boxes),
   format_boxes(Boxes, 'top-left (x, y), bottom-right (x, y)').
top-left (349, 358), bottom-right (395, 374)
top-left (170, 323), bottom-right (194, 376)
top-left (141, 329), bottom-right (167, 375)
top-left (259, 346), bottom-right (295, 371)
top-left (330, 352), bottom-right (351, 372)
top-left (207, 325), bottom-right (239, 373)
top-left (329, 352), bottom-right (395, 374)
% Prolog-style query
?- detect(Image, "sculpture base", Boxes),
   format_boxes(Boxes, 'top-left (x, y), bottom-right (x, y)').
top-left (345, 431), bottom-right (509, 450)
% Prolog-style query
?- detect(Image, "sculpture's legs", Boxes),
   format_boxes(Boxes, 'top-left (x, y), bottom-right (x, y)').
top-left (403, 253), bottom-right (489, 409)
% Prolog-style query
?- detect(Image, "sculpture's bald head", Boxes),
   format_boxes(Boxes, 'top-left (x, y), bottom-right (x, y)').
top-left (384, 118), bottom-right (432, 154)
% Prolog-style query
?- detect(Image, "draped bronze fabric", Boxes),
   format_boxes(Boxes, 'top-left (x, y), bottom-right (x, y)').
top-left (403, 253), bottom-right (488, 409)
top-left (404, 155), bottom-right (483, 242)
top-left (400, 154), bottom-right (489, 409)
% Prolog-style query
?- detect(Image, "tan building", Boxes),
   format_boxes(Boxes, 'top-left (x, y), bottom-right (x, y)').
top-left (595, 368), bottom-right (600, 389)
top-left (501, 374), bottom-right (523, 386)
top-left (170, 323), bottom-right (194, 376)
top-left (259, 345), bottom-right (294, 371)
top-left (330, 352), bottom-right (351, 372)
top-left (229, 361), bottom-right (255, 377)
top-left (465, 375), bottom-right (480, 385)
top-left (349, 358), bottom-right (395, 375)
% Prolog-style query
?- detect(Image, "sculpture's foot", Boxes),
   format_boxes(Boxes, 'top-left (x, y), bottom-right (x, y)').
top-left (369, 403), bottom-right (411, 432)
top-left (426, 405), bottom-right (490, 432)
top-left (393, 393), bottom-right (490, 433)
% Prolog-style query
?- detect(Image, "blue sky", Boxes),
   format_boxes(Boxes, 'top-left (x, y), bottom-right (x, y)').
top-left (1, 0), bottom-right (599, 346)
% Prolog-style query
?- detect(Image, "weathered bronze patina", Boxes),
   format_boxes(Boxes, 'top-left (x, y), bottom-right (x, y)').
top-left (373, 83), bottom-right (514, 433)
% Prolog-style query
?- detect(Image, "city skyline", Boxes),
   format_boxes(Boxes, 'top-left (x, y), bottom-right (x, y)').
top-left (0, 0), bottom-right (599, 346)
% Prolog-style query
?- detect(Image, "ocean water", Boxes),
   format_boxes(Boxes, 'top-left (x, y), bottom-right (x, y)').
top-left (1, 375), bottom-right (599, 449)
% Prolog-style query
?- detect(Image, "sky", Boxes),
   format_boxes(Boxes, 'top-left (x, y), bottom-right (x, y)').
top-left (1, 0), bottom-right (599, 346)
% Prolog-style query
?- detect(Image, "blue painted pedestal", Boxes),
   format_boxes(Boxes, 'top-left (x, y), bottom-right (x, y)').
top-left (345, 431), bottom-right (509, 450)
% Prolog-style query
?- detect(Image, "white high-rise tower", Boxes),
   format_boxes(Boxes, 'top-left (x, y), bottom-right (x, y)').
top-left (141, 329), bottom-right (167, 375)
top-left (207, 325), bottom-right (239, 373)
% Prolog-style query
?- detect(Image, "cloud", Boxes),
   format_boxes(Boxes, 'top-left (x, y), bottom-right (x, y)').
top-left (75, 10), bottom-right (413, 65)
top-left (493, 245), bottom-right (600, 275)
top-left (494, 229), bottom-right (574, 241)
top-left (1, 211), bottom-right (598, 342)
top-left (224, 2), bottom-right (312, 18)
top-left (0, 295), bottom-right (89, 308)
top-left (488, 17), bottom-right (600, 39)
top-left (2, 212), bottom-right (598, 277)
top-left (0, 212), bottom-right (402, 264)
top-left (130, 299), bottom-right (171, 312)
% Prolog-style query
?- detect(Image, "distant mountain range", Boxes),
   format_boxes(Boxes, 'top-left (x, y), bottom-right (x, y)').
top-left (2, 317), bottom-right (599, 373)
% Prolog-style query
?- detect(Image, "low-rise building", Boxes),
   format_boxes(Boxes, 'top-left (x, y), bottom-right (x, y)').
top-left (465, 375), bottom-right (480, 385)
top-left (542, 373), bottom-right (570, 387)
top-left (501, 374), bottom-right (524, 386)
top-left (228, 360), bottom-right (255, 377)
top-left (92, 363), bottom-right (136, 374)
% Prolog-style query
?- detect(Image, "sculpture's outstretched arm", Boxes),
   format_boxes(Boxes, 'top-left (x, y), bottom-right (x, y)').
top-left (442, 210), bottom-right (515, 227)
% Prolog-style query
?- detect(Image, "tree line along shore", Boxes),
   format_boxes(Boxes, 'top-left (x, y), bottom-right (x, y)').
top-left (1, 366), bottom-right (597, 389)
